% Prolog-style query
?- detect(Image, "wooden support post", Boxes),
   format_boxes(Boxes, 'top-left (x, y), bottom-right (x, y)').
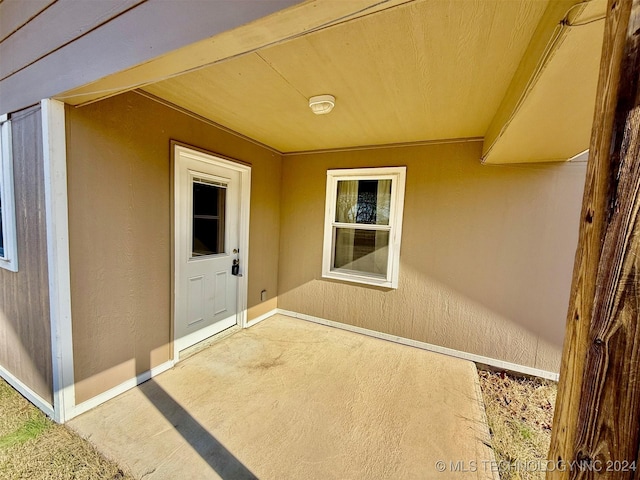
top-left (547, 0), bottom-right (640, 479)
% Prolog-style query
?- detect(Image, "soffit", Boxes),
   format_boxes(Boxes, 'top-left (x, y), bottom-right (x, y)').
top-left (143, 0), bottom-right (550, 153)
top-left (482, 0), bottom-right (606, 164)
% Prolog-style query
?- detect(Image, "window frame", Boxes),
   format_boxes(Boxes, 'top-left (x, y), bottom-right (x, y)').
top-left (322, 166), bottom-right (406, 288)
top-left (0, 114), bottom-right (18, 272)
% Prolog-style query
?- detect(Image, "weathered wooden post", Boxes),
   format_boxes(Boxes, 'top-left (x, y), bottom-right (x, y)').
top-left (547, 0), bottom-right (640, 479)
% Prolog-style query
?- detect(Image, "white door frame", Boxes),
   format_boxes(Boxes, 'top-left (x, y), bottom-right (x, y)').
top-left (172, 144), bottom-right (251, 361)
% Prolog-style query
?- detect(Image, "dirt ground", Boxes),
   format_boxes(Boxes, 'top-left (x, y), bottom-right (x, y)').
top-left (478, 370), bottom-right (557, 480)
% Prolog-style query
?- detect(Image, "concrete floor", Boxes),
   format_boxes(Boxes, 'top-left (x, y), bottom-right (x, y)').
top-left (69, 314), bottom-right (496, 479)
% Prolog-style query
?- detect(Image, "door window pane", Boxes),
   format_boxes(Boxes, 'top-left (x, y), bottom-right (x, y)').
top-left (334, 228), bottom-right (389, 275)
top-left (335, 179), bottom-right (391, 225)
top-left (192, 181), bottom-right (226, 256)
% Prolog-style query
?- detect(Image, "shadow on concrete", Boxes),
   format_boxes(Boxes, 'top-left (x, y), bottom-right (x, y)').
top-left (139, 379), bottom-right (258, 480)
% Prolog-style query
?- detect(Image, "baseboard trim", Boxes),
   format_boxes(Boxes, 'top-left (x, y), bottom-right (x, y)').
top-left (59, 307), bottom-right (557, 420)
top-left (0, 364), bottom-right (55, 418)
top-left (245, 308), bottom-right (278, 328)
top-left (277, 309), bottom-right (559, 381)
top-left (67, 360), bottom-right (175, 421)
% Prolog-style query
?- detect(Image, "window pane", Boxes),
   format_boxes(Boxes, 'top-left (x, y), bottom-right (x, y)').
top-left (335, 179), bottom-right (391, 225)
top-left (192, 181), bottom-right (225, 256)
top-left (333, 228), bottom-right (389, 275)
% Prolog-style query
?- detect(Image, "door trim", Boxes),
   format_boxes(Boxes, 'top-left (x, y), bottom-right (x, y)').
top-left (172, 143), bottom-right (251, 361)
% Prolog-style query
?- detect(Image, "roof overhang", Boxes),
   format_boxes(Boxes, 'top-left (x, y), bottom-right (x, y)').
top-left (56, 0), bottom-right (606, 163)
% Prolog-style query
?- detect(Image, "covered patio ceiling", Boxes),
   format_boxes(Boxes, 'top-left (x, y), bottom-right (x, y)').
top-left (59, 0), bottom-right (606, 163)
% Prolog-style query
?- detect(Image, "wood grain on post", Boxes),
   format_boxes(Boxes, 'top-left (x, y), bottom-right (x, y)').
top-left (547, 0), bottom-right (640, 479)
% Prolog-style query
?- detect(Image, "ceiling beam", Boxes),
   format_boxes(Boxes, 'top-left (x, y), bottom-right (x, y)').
top-left (481, 0), bottom-right (597, 164)
top-left (547, 0), bottom-right (640, 478)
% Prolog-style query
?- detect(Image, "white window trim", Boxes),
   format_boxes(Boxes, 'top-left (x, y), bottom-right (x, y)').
top-left (322, 166), bottom-right (406, 289)
top-left (0, 114), bottom-right (18, 272)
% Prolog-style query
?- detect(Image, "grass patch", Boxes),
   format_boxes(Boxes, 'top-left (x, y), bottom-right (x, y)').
top-left (478, 370), bottom-right (557, 480)
top-left (0, 378), bottom-right (135, 480)
top-left (0, 381), bottom-right (33, 438)
top-left (0, 415), bottom-right (50, 448)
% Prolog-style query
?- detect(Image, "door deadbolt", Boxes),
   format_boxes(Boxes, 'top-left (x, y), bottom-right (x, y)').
top-left (232, 259), bottom-right (240, 276)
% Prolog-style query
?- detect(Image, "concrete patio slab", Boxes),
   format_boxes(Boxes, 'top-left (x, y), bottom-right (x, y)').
top-left (69, 314), bottom-right (496, 479)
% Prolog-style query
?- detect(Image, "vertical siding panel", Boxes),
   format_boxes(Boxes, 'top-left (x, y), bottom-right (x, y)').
top-left (0, 105), bottom-right (53, 403)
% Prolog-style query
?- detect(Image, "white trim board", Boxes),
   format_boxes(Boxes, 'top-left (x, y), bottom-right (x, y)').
top-left (42, 99), bottom-right (76, 423)
top-left (50, 306), bottom-right (558, 420)
top-left (245, 308), bottom-right (278, 328)
top-left (67, 360), bottom-right (174, 421)
top-left (0, 364), bottom-right (55, 419)
top-left (277, 309), bottom-right (560, 381)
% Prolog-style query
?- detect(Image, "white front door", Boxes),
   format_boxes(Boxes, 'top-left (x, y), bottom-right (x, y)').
top-left (174, 146), bottom-right (245, 354)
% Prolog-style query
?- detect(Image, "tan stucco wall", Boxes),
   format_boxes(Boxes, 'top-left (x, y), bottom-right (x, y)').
top-left (66, 92), bottom-right (281, 403)
top-left (278, 142), bottom-right (586, 372)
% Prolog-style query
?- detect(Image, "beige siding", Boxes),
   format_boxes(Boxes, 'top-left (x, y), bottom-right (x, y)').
top-left (278, 142), bottom-right (586, 372)
top-left (0, 0), bottom-right (55, 40)
top-left (0, 0), bottom-right (144, 80)
top-left (0, 105), bottom-right (53, 403)
top-left (66, 92), bottom-right (281, 403)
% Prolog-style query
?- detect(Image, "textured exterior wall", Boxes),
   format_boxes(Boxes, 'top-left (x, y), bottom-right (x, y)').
top-left (278, 141), bottom-right (586, 372)
top-left (66, 92), bottom-right (281, 403)
top-left (0, 105), bottom-right (53, 403)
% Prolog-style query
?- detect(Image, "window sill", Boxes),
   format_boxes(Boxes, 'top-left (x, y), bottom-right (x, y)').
top-left (0, 257), bottom-right (18, 273)
top-left (322, 270), bottom-right (397, 289)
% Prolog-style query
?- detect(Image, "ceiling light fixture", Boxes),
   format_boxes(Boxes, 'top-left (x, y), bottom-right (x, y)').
top-left (308, 94), bottom-right (335, 115)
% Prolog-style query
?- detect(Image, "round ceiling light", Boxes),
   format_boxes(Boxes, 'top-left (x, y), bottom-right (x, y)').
top-left (308, 94), bottom-right (335, 115)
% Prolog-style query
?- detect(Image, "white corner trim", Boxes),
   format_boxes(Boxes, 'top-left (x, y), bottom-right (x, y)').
top-left (277, 309), bottom-right (560, 381)
top-left (0, 364), bottom-right (55, 419)
top-left (245, 308), bottom-right (278, 328)
top-left (67, 360), bottom-right (175, 421)
top-left (42, 99), bottom-right (76, 423)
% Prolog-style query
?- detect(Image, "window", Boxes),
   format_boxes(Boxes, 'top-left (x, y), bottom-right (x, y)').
top-left (191, 177), bottom-right (226, 257)
top-left (0, 114), bottom-right (17, 272)
top-left (322, 167), bottom-right (406, 288)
